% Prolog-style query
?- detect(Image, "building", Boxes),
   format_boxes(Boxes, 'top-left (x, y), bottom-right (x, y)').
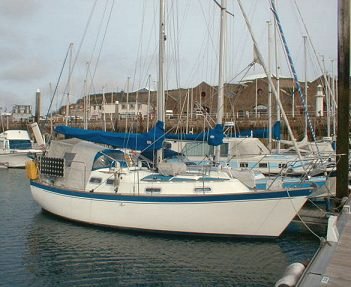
top-left (59, 90), bottom-right (152, 121)
top-left (11, 105), bottom-right (33, 122)
top-left (56, 74), bottom-right (335, 135)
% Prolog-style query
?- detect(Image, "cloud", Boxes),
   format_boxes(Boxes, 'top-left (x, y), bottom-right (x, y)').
top-left (0, 57), bottom-right (50, 82)
top-left (0, 87), bottom-right (33, 109)
top-left (0, 0), bottom-right (41, 19)
top-left (0, 46), bottom-right (25, 64)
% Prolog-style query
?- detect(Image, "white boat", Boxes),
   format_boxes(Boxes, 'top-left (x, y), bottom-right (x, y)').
top-left (29, 138), bottom-right (312, 237)
top-left (166, 136), bottom-right (335, 177)
top-left (0, 129), bottom-right (43, 168)
top-left (28, 0), bottom-right (313, 238)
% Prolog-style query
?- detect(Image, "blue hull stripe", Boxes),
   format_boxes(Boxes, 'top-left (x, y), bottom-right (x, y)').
top-left (30, 180), bottom-right (312, 203)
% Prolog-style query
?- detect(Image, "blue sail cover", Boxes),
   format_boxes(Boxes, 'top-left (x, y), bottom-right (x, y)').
top-left (166, 124), bottom-right (224, 146)
top-left (236, 121), bottom-right (281, 140)
top-left (55, 120), bottom-right (165, 151)
top-left (166, 121), bottom-right (280, 143)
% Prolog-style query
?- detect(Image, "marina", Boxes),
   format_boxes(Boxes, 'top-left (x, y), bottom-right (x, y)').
top-left (0, 1), bottom-right (349, 286)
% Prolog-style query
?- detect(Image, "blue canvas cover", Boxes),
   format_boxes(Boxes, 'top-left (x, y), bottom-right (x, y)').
top-left (55, 121), bottom-right (165, 152)
top-left (165, 121), bottom-right (280, 143)
top-left (166, 124), bottom-right (224, 146)
top-left (236, 121), bottom-right (281, 140)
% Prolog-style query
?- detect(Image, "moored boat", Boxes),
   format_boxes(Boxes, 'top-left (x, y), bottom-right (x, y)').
top-left (0, 129), bottom-right (43, 168)
top-left (29, 138), bottom-right (313, 237)
top-left (28, 0), bottom-right (314, 238)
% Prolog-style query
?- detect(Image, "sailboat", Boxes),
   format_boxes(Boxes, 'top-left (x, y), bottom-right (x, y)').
top-left (0, 125), bottom-right (44, 168)
top-left (27, 0), bottom-right (313, 237)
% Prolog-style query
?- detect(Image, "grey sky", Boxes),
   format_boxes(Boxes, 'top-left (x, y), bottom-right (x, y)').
top-left (0, 0), bottom-right (337, 114)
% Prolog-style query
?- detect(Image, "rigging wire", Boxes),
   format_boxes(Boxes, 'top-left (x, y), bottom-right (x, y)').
top-left (194, 0), bottom-right (217, 85)
top-left (61, 0), bottom-right (99, 106)
top-left (87, 0), bottom-right (111, 106)
top-left (227, 61), bottom-right (256, 84)
top-left (292, 0), bottom-right (337, 109)
top-left (140, 2), bottom-right (158, 90)
top-left (44, 44), bottom-right (71, 124)
top-left (131, 1), bottom-right (147, 92)
top-left (270, 0), bottom-right (322, 160)
top-left (86, 0), bottom-right (115, 100)
top-left (46, 0), bottom-right (99, 119)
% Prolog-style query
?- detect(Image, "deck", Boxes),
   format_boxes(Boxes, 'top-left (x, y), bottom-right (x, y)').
top-left (297, 197), bottom-right (351, 286)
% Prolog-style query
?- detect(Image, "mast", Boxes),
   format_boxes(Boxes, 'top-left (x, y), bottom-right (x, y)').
top-left (102, 87), bottom-right (106, 132)
top-left (156, 0), bottom-right (166, 164)
top-left (331, 59), bottom-right (336, 138)
top-left (83, 61), bottom-right (89, 130)
top-left (293, 1), bottom-right (337, 112)
top-left (215, 0), bottom-right (227, 162)
top-left (303, 35), bottom-right (308, 139)
top-left (273, 0), bottom-right (281, 152)
top-left (147, 74), bottom-right (151, 132)
top-left (186, 89), bottom-right (190, 133)
top-left (65, 43), bottom-right (73, 126)
top-left (336, 0), bottom-right (350, 199)
top-left (267, 20), bottom-right (272, 151)
top-left (125, 76), bottom-right (130, 133)
top-left (323, 56), bottom-right (331, 138)
top-left (238, 0), bottom-right (304, 162)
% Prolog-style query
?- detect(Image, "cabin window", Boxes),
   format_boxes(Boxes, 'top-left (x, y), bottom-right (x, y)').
top-left (145, 188), bottom-right (161, 193)
top-left (259, 163), bottom-right (268, 168)
top-left (220, 143), bottom-right (228, 157)
top-left (183, 142), bottom-right (212, 157)
top-left (92, 150), bottom-right (126, 170)
top-left (106, 179), bottom-right (114, 185)
top-left (163, 141), bottom-right (172, 149)
top-left (194, 187), bottom-right (212, 193)
top-left (240, 162), bottom-right (248, 168)
top-left (89, 177), bottom-right (102, 184)
top-left (279, 163), bottom-right (287, 168)
top-left (9, 140), bottom-right (31, 149)
top-left (64, 152), bottom-right (76, 167)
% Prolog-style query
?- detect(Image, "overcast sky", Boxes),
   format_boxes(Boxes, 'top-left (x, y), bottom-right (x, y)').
top-left (0, 0), bottom-right (337, 115)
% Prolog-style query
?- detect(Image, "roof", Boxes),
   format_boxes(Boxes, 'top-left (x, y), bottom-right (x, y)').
top-left (240, 73), bottom-right (291, 82)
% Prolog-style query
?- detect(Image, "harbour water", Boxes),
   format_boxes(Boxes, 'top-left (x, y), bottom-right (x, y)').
top-left (0, 169), bottom-right (323, 286)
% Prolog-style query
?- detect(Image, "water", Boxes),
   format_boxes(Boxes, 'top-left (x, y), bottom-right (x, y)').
top-left (0, 169), bottom-right (323, 286)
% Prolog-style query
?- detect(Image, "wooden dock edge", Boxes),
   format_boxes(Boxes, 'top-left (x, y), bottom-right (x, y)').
top-left (296, 197), bottom-right (351, 286)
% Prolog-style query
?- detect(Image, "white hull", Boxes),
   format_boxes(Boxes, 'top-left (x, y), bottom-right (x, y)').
top-left (0, 129), bottom-right (44, 168)
top-left (0, 151), bottom-right (32, 168)
top-left (31, 181), bottom-right (308, 237)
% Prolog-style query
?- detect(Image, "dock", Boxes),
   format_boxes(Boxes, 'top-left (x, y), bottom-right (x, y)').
top-left (296, 197), bottom-right (351, 286)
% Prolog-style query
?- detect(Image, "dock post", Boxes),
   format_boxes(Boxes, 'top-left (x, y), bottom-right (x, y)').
top-left (336, 0), bottom-right (350, 199)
